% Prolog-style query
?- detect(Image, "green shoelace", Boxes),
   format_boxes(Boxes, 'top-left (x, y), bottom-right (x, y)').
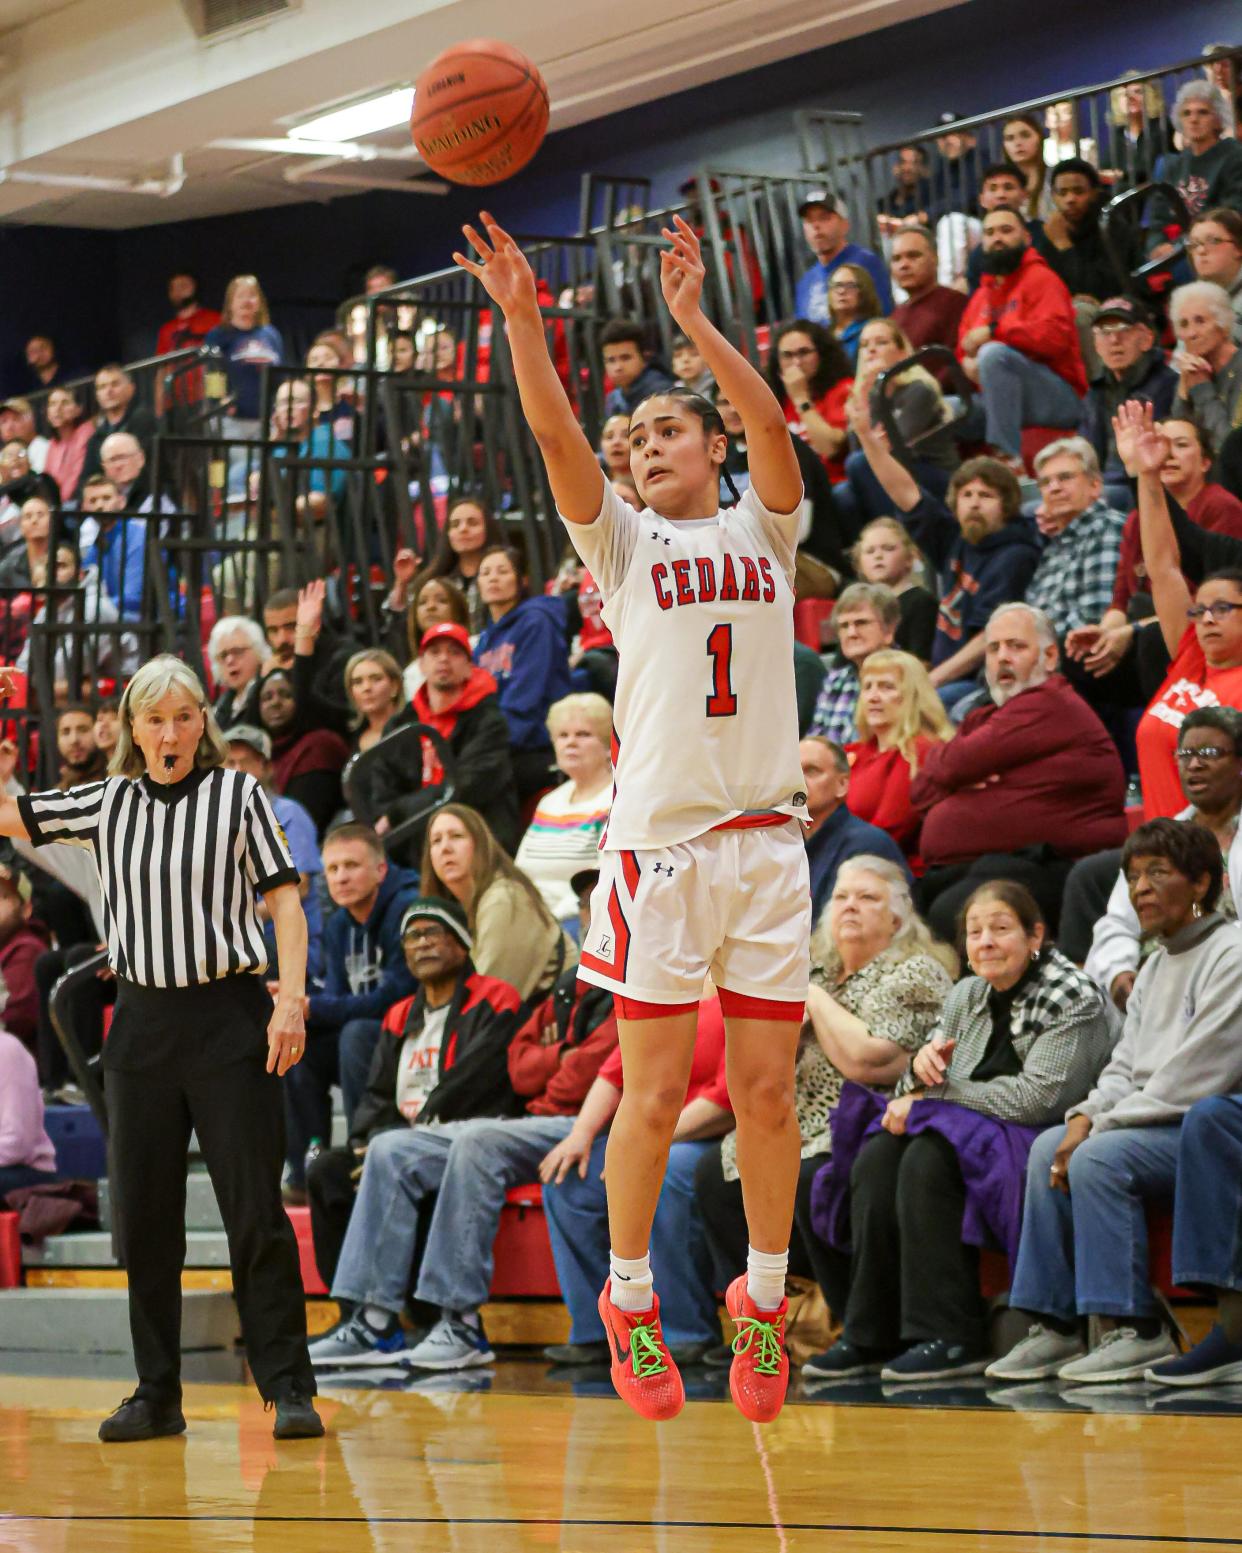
top-left (629, 1322), bottom-right (670, 1378)
top-left (732, 1316), bottom-right (785, 1376)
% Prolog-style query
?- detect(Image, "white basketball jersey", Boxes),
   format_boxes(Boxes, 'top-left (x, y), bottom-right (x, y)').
top-left (563, 480), bottom-right (808, 851)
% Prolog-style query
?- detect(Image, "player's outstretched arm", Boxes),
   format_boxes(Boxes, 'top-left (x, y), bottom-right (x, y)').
top-left (659, 215), bottom-right (801, 515)
top-left (454, 212), bottom-right (604, 526)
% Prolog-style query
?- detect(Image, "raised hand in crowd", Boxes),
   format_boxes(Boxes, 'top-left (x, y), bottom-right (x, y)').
top-left (294, 577), bottom-right (326, 656)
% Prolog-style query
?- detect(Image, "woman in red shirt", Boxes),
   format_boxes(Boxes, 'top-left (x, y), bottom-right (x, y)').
top-left (1121, 402), bottom-right (1242, 818)
top-left (847, 649), bottom-right (954, 868)
top-left (766, 320), bottom-right (853, 481)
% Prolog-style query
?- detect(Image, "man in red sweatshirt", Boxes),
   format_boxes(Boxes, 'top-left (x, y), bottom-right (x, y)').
top-left (911, 601), bottom-right (1125, 939)
top-left (958, 208), bottom-right (1087, 468)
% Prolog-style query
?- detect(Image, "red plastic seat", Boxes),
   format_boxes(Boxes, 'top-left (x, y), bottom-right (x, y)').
top-left (793, 598), bottom-right (834, 652)
top-left (489, 1183), bottom-right (561, 1298)
top-left (0, 1211), bottom-right (20, 1288)
top-left (1020, 426), bottom-right (1068, 475)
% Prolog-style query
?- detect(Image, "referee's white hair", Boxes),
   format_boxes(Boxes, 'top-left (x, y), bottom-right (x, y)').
top-left (111, 654), bottom-right (231, 779)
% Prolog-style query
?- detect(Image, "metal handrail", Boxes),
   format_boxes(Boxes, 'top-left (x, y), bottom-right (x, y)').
top-left (873, 346), bottom-right (976, 464)
top-left (342, 721), bottom-right (457, 857)
top-left (1101, 180), bottom-right (1191, 284)
top-left (47, 948), bottom-right (111, 1136)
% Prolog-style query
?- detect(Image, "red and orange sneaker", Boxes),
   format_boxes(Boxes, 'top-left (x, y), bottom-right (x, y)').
top-left (725, 1275), bottom-right (789, 1424)
top-left (597, 1285), bottom-right (685, 1422)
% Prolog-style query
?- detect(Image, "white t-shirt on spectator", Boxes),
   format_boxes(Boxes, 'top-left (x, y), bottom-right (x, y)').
top-left (515, 775), bottom-right (612, 921)
top-left (395, 1003), bottom-right (449, 1123)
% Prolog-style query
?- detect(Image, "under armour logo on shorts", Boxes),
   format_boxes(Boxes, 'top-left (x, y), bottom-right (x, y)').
top-left (652, 862), bottom-right (675, 877)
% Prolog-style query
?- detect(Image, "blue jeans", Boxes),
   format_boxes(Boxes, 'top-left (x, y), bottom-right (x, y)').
top-left (338, 1019), bottom-right (382, 1125)
top-left (283, 1017), bottom-right (381, 1186)
top-left (1010, 1123), bottom-right (1180, 1319)
top-left (1172, 1096), bottom-right (1242, 1293)
top-left (542, 1137), bottom-right (719, 1346)
top-left (976, 341), bottom-right (1083, 457)
top-left (414, 1114), bottom-right (574, 1312)
top-left (937, 677), bottom-right (982, 713)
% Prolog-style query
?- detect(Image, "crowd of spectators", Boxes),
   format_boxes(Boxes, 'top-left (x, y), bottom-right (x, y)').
top-left (7, 47), bottom-right (1242, 1395)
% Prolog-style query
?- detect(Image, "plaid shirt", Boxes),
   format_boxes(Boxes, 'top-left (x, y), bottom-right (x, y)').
top-left (1024, 499), bottom-right (1126, 640)
top-left (808, 660), bottom-right (860, 746)
top-left (898, 947), bottom-right (1116, 1125)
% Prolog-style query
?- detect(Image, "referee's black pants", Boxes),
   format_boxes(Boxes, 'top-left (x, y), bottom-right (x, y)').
top-left (105, 977), bottom-right (315, 1405)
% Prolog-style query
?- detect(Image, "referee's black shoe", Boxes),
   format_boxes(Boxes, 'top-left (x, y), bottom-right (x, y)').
top-left (272, 1390), bottom-right (325, 1440)
top-left (98, 1393), bottom-right (187, 1443)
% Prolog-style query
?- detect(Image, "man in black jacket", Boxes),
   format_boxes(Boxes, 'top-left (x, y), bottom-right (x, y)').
top-left (305, 896), bottom-right (523, 1362)
top-left (367, 622), bottom-right (520, 860)
top-left (1075, 297), bottom-right (1178, 509)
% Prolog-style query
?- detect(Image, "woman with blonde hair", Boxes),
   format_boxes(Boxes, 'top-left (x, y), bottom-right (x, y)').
top-left (421, 802), bottom-right (577, 1003)
top-left (204, 275), bottom-right (283, 431)
top-left (342, 648), bottom-right (403, 755)
top-left (827, 263), bottom-right (883, 367)
top-left (515, 693), bottom-right (614, 926)
top-left (851, 518), bottom-right (937, 662)
top-left (847, 649), bottom-right (952, 868)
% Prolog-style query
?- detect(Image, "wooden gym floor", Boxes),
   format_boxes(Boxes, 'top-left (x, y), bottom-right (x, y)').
top-left (3, 1360), bottom-right (1242, 1551)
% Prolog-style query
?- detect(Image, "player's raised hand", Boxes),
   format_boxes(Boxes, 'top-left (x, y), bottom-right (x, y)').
top-left (453, 212), bottom-right (540, 319)
top-left (659, 215), bottom-right (706, 328)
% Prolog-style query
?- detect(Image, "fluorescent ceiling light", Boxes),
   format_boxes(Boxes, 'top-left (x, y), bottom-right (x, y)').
top-left (288, 87), bottom-right (415, 143)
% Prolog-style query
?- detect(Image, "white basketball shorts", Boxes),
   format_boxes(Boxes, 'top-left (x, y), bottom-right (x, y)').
top-left (576, 820), bottom-right (810, 1015)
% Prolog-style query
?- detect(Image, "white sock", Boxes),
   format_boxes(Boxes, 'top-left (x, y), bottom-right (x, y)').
top-left (449, 1308), bottom-right (481, 1332)
top-left (361, 1303), bottom-right (396, 1333)
top-left (746, 1246), bottom-right (789, 1311)
top-left (609, 1251), bottom-right (654, 1312)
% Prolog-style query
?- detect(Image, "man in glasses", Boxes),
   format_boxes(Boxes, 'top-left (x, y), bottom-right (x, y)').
top-left (1077, 297), bottom-right (1178, 511)
top-left (794, 189), bottom-right (892, 325)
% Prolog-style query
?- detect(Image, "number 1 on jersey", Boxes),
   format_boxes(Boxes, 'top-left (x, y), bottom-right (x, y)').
top-left (705, 623), bottom-right (738, 717)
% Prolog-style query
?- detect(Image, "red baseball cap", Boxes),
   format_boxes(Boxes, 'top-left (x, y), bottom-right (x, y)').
top-left (420, 622), bottom-right (471, 656)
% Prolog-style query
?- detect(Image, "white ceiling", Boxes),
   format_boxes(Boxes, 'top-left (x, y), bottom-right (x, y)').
top-left (0, 0), bottom-right (964, 229)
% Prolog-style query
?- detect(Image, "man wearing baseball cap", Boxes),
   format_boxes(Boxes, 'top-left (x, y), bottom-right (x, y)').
top-left (1077, 296), bottom-right (1177, 509)
top-left (365, 621), bottom-right (519, 862)
top-left (795, 188), bottom-right (892, 324)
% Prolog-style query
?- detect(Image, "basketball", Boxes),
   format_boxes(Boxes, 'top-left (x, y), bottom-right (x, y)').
top-left (411, 39), bottom-right (549, 186)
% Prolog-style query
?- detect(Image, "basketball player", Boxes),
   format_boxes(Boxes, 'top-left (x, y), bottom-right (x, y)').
top-left (455, 212), bottom-right (810, 1424)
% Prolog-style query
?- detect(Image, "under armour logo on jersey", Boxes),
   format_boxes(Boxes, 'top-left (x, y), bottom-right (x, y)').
top-left (650, 530), bottom-right (671, 545)
top-left (652, 862), bottom-right (675, 877)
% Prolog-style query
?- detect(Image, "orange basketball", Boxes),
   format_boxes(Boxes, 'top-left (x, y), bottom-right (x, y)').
top-left (411, 39), bottom-right (549, 186)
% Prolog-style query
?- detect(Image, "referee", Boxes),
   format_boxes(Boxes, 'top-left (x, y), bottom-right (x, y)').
top-left (0, 654), bottom-right (322, 1442)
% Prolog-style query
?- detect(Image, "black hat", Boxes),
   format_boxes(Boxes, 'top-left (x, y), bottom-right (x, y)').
top-left (797, 188), bottom-right (839, 217)
top-left (1095, 295), bottom-right (1152, 328)
top-left (569, 866), bottom-right (600, 898)
top-left (400, 896), bottom-right (472, 951)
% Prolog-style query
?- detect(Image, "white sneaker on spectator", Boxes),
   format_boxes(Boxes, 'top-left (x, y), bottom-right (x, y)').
top-left (1057, 1327), bottom-right (1177, 1384)
top-left (985, 1324), bottom-right (1085, 1381)
top-left (402, 1316), bottom-right (495, 1371)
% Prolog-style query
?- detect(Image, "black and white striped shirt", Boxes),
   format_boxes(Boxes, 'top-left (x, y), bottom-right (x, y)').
top-left (18, 766), bottom-right (300, 988)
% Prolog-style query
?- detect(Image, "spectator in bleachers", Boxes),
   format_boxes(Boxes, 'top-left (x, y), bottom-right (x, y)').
top-left (0, 493), bottom-right (51, 591)
top-left (961, 164), bottom-right (1040, 294)
top-left (155, 271), bottom-right (221, 358)
top-left (1044, 101), bottom-right (1098, 171)
top-left (303, 895), bottom-right (523, 1340)
top-left (1080, 707), bottom-right (1242, 1011)
top-left (1077, 297), bottom-right (1178, 510)
top-left (0, 863), bottom-right (49, 1053)
top-left (841, 319), bottom-right (957, 524)
top-left (412, 496), bottom-right (507, 635)
top-left (989, 819), bottom-right (1242, 1386)
top-left (1101, 73), bottom-right (1174, 189)
top-left (98, 433), bottom-right (157, 514)
top-left (1034, 161), bottom-right (1140, 356)
top-left (514, 692), bottom-right (612, 928)
top-left (1001, 114), bottom-right (1053, 221)
top-left (1067, 419), bottom-right (1242, 709)
top-left (203, 275), bottom-right (284, 433)
top-left (958, 209), bottom-right (1087, 471)
top-left (80, 365), bottom-right (156, 483)
top-left (849, 413), bottom-right (1039, 707)
top-left (306, 340), bottom-right (357, 441)
top-left (795, 190), bottom-right (893, 322)
top-left (369, 621), bottom-right (519, 861)
top-left (671, 334), bottom-right (714, 398)
top-left (889, 226), bottom-right (968, 354)
top-left (911, 602), bottom-right (1126, 938)
top-left (826, 264), bottom-right (882, 368)
top-left (1169, 281), bottom-right (1242, 451)
top-left (806, 880), bottom-right (1110, 1382)
top-left (93, 699), bottom-right (119, 761)
top-left (0, 1012), bottom-right (58, 1198)
top-left (386, 572), bottom-right (470, 702)
top-left (1024, 437), bottom-right (1126, 651)
top-left (474, 545), bottom-right (572, 801)
top-left (283, 822), bottom-right (419, 1202)
top-left (54, 703), bottom-right (107, 788)
top-left (20, 335), bottom-right (64, 398)
top-left (1116, 401), bottom-right (1242, 821)
top-left (809, 582), bottom-right (900, 745)
top-left (43, 388), bottom-right (92, 505)
top-left (599, 412), bottom-right (631, 486)
top-left (256, 667), bottom-right (349, 838)
top-left (768, 319), bottom-right (854, 482)
top-left (1150, 82), bottom-right (1242, 260)
top-left (422, 803), bottom-right (575, 1005)
top-left (876, 145), bottom-right (931, 230)
top-left (1188, 210), bottom-right (1242, 336)
top-left (20, 542), bottom-right (135, 692)
top-left (342, 649), bottom-right (403, 756)
top-left (74, 473), bottom-right (146, 624)
top-left (207, 614), bottom-right (267, 726)
top-left (0, 398), bottom-right (49, 473)
top-left (848, 651), bottom-right (953, 865)
top-left (269, 380), bottom-right (347, 520)
top-left (802, 738), bottom-right (910, 922)
top-left (851, 520), bottom-right (936, 660)
top-left (540, 990), bottom-right (731, 1366)
top-left (929, 115), bottom-right (979, 220)
top-left (600, 319), bottom-right (675, 417)
top-left (223, 724), bottom-right (324, 983)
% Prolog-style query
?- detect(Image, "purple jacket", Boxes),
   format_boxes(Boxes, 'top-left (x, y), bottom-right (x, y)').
top-left (0, 1030), bottom-right (55, 1172)
top-left (810, 1081), bottom-right (1042, 1263)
